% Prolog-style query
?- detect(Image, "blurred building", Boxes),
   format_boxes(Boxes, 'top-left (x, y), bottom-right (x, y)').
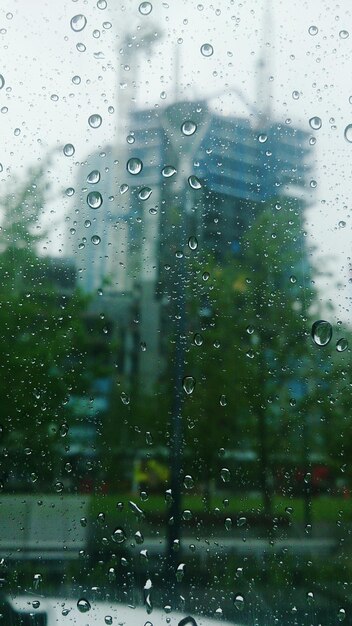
top-left (70, 101), bottom-right (311, 392)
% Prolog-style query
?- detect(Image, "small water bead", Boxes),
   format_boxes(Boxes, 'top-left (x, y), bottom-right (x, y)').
top-left (135, 530), bottom-right (144, 544)
top-left (139, 2), bottom-right (152, 15)
top-left (336, 338), bottom-right (348, 352)
top-left (50, 94), bottom-right (59, 102)
top-left (126, 134), bottom-right (135, 144)
top-left (63, 143), bottom-right (75, 157)
top-left (127, 157), bottom-right (143, 175)
top-left (103, 21), bottom-right (112, 29)
top-left (338, 220), bottom-right (346, 228)
top-left (112, 527), bottom-right (126, 543)
top-left (108, 105), bottom-right (114, 113)
top-left (308, 25), bottom-right (318, 35)
top-left (105, 617), bottom-right (112, 625)
top-left (77, 599), bottom-right (91, 613)
top-left (87, 170), bottom-right (100, 184)
top-left (93, 29), bottom-right (100, 38)
top-left (225, 517), bottom-right (232, 531)
top-left (91, 235), bottom-right (101, 245)
top-left (339, 29), bottom-right (349, 39)
top-left (193, 333), bottom-right (203, 346)
top-left (97, 0), bottom-right (107, 8)
top-left (120, 183), bottom-right (129, 194)
top-left (181, 120), bottom-right (197, 136)
top-left (258, 133), bottom-right (267, 143)
top-left (70, 14), bottom-right (87, 32)
top-left (292, 90), bottom-right (300, 100)
top-left (311, 320), bottom-right (332, 347)
top-left (161, 165), bottom-right (177, 177)
top-left (188, 175), bottom-right (202, 190)
top-left (344, 124), bottom-right (352, 142)
top-left (87, 191), bottom-right (103, 209)
top-left (188, 236), bottom-right (198, 250)
top-left (182, 509), bottom-right (192, 521)
top-left (76, 43), bottom-right (86, 52)
top-left (182, 376), bottom-right (196, 395)
top-left (80, 517), bottom-right (87, 527)
top-left (246, 325), bottom-right (255, 334)
top-left (32, 601), bottom-right (40, 609)
top-left (309, 116), bottom-right (322, 130)
top-left (65, 187), bottom-right (75, 197)
top-left (88, 114), bottom-right (102, 128)
top-left (183, 475), bottom-right (194, 489)
top-left (55, 481), bottom-right (64, 493)
top-left (234, 594), bottom-right (244, 611)
top-left (0, 75), bottom-right (5, 89)
top-left (219, 394), bottom-right (227, 406)
top-left (138, 187), bottom-right (152, 200)
top-left (338, 608), bottom-right (346, 622)
top-left (200, 43), bottom-right (214, 56)
top-left (202, 271), bottom-right (210, 281)
top-left (310, 179), bottom-right (317, 188)
top-left (220, 468), bottom-right (230, 483)
top-left (72, 75), bottom-right (81, 85)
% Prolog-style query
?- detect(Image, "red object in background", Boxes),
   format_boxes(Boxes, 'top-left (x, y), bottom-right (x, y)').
top-left (312, 465), bottom-right (329, 487)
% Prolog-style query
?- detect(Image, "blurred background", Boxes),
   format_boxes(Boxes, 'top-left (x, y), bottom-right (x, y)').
top-left (0, 0), bottom-right (351, 624)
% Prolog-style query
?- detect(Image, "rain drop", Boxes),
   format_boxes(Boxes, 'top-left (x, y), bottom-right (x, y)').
top-left (188, 175), bottom-right (202, 190)
top-left (112, 527), bottom-right (126, 543)
top-left (339, 30), bottom-right (349, 39)
top-left (219, 394), bottom-right (227, 406)
top-left (181, 120), bottom-right (197, 136)
top-left (183, 475), bottom-right (194, 489)
top-left (120, 183), bottom-right (129, 194)
top-left (139, 2), bottom-right (153, 15)
top-left (220, 468), bottom-right (230, 483)
top-left (105, 617), bottom-right (112, 625)
top-left (72, 75), bottom-right (81, 85)
top-left (193, 333), bottom-right (203, 346)
top-left (88, 114), bottom-right (102, 128)
top-left (234, 594), bottom-right (244, 611)
top-left (308, 25), bottom-right (318, 35)
top-left (87, 170), bottom-right (101, 184)
top-left (138, 187), bottom-right (152, 200)
top-left (76, 42), bottom-right (86, 52)
top-left (77, 599), bottom-right (91, 613)
top-left (338, 608), bottom-right (346, 622)
top-left (63, 143), bottom-right (75, 157)
top-left (344, 124), bottom-right (352, 143)
top-left (0, 75), bottom-right (5, 89)
top-left (70, 14), bottom-right (87, 32)
top-left (200, 43), bottom-right (214, 57)
top-left (336, 338), bottom-right (348, 352)
top-left (87, 191), bottom-right (103, 209)
top-left (127, 157), bottom-right (143, 175)
top-left (188, 236), bottom-right (198, 250)
top-left (91, 235), bottom-right (101, 245)
top-left (161, 165), bottom-right (177, 177)
top-left (97, 0), bottom-right (107, 8)
top-left (309, 116), bottom-right (322, 130)
top-left (311, 320), bottom-right (332, 347)
top-left (182, 376), bottom-right (196, 395)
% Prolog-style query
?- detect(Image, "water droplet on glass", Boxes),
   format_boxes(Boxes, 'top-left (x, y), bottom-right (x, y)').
top-left (225, 517), bottom-right (232, 531)
top-left (70, 14), bottom-right (87, 32)
top-left (97, 0), bottom-right (107, 9)
top-left (80, 517), bottom-right (87, 527)
top-left (182, 509), bottom-right (192, 521)
top-left (138, 187), bottom-right (152, 200)
top-left (338, 220), bottom-right (346, 228)
top-left (292, 90), bottom-right (300, 100)
top-left (32, 601), bottom-right (40, 609)
top-left (63, 143), bottom-right (75, 157)
top-left (219, 394), bottom-right (227, 407)
top-left (33, 574), bottom-right (42, 589)
top-left (88, 114), bottom-right (102, 128)
top-left (234, 594), bottom-right (244, 611)
top-left (135, 530), bottom-right (144, 544)
top-left (161, 165), bottom-right (177, 177)
top-left (339, 29), bottom-right (349, 39)
top-left (290, 275), bottom-right (297, 283)
top-left (55, 481), bottom-right (64, 493)
top-left (120, 183), bottom-right (129, 194)
top-left (105, 617), bottom-right (112, 625)
top-left (59, 422), bottom-right (69, 437)
top-left (338, 608), bottom-right (346, 622)
top-left (200, 43), bottom-right (214, 56)
top-left (65, 187), bottom-right (75, 197)
top-left (344, 124), bottom-right (352, 142)
top-left (87, 170), bottom-right (100, 184)
top-left (0, 75), bottom-right (5, 90)
top-left (188, 236), bottom-right (198, 250)
top-left (139, 1), bottom-right (153, 15)
top-left (144, 578), bottom-right (153, 614)
top-left (77, 598), bottom-right (91, 613)
top-left (76, 43), bottom-right (86, 52)
top-left (336, 338), bottom-right (348, 352)
top-left (308, 25), bottom-right (318, 35)
top-left (176, 563), bottom-right (185, 582)
top-left (103, 21), bottom-right (112, 29)
top-left (181, 120), bottom-right (197, 136)
top-left (120, 392), bottom-right (130, 405)
top-left (183, 475), bottom-right (194, 489)
top-left (91, 235), bottom-right (101, 245)
top-left (309, 116), bottom-right (322, 130)
top-left (246, 325), bottom-right (255, 334)
top-left (311, 320), bottom-right (332, 347)
top-left (72, 75), bottom-right (81, 85)
top-left (127, 157), bottom-right (143, 175)
top-left (87, 191), bottom-right (103, 209)
top-left (193, 333), bottom-right (203, 346)
top-left (188, 175), bottom-right (202, 190)
top-left (220, 468), bottom-right (230, 483)
top-left (258, 133), bottom-right (267, 143)
top-left (182, 376), bottom-right (196, 395)
top-left (112, 527), bottom-right (126, 543)
top-left (129, 500), bottom-right (145, 519)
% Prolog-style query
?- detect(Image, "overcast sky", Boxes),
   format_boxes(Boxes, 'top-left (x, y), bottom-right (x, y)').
top-left (1, 0), bottom-right (352, 322)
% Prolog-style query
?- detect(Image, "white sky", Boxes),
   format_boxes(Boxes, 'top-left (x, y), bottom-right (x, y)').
top-left (1, 0), bottom-right (352, 322)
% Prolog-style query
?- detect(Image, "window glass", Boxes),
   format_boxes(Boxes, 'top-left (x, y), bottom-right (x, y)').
top-left (0, 1), bottom-right (351, 625)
